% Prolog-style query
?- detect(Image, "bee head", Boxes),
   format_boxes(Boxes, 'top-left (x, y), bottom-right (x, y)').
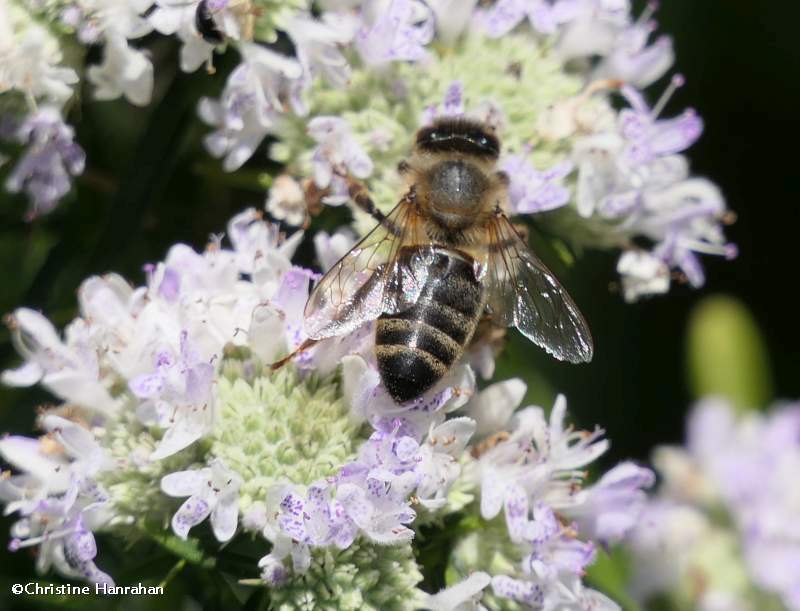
top-left (415, 118), bottom-right (500, 160)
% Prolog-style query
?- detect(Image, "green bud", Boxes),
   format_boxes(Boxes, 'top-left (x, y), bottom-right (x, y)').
top-left (687, 295), bottom-right (772, 412)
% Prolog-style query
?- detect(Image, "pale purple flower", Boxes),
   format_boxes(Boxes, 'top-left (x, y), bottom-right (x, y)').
top-left (130, 330), bottom-right (215, 459)
top-left (284, 12), bottom-right (356, 91)
top-left (594, 18), bottom-right (674, 88)
top-left (491, 574), bottom-right (544, 606)
top-left (2, 308), bottom-right (115, 414)
top-left (259, 371), bottom-right (478, 583)
top-left (567, 461), bottom-right (655, 545)
top-left (571, 77), bottom-right (732, 298)
top-left (307, 116), bottom-right (374, 204)
top-left (464, 391), bottom-right (650, 609)
top-left (474, 395), bottom-right (609, 523)
top-left (199, 44), bottom-right (302, 171)
top-left (4, 108), bottom-right (85, 218)
top-left (502, 152), bottom-right (573, 214)
top-left (344, 355), bottom-right (474, 436)
top-left (629, 399), bottom-right (800, 611)
top-left (269, 266), bottom-right (320, 369)
top-left (161, 459), bottom-right (242, 541)
top-left (490, 501), bottom-right (612, 609)
top-left (618, 80), bottom-right (703, 166)
top-left (475, 0), bottom-right (580, 37)
top-left (225, 206), bottom-right (303, 286)
top-left (420, 81), bottom-right (465, 125)
top-left (0, 418), bottom-right (114, 585)
top-left (556, 1), bottom-right (674, 89)
top-left (355, 0), bottom-right (435, 67)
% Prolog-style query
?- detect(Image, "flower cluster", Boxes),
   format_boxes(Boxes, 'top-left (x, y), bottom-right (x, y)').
top-left (0, 0), bottom-right (732, 299)
top-left (625, 398), bottom-right (800, 611)
top-left (257, 0), bottom-right (734, 300)
top-left (1, 208), bottom-right (652, 609)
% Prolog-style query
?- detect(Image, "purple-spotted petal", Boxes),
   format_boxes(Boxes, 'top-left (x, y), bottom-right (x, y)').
top-left (171, 496), bottom-right (212, 539)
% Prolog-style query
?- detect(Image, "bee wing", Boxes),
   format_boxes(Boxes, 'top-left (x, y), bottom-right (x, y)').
top-left (482, 213), bottom-right (594, 363)
top-left (304, 198), bottom-right (432, 340)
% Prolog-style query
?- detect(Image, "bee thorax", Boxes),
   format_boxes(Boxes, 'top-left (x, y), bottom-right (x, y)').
top-left (426, 160), bottom-right (488, 228)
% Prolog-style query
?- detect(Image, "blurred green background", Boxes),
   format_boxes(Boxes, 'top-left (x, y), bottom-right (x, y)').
top-left (0, 0), bottom-right (797, 608)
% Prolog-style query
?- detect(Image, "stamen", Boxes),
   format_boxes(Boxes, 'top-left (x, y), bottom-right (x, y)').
top-left (13, 525), bottom-right (77, 549)
top-left (637, 1), bottom-right (660, 27)
top-left (652, 73), bottom-right (685, 119)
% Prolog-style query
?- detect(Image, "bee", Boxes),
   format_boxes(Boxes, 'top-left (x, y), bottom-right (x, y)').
top-left (302, 117), bottom-right (593, 403)
top-left (194, 0), bottom-right (255, 45)
top-left (195, 0), bottom-right (225, 45)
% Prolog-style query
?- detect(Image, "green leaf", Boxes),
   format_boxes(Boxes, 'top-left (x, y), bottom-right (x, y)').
top-left (686, 295), bottom-right (773, 412)
top-left (137, 519), bottom-right (216, 569)
top-left (585, 549), bottom-right (643, 611)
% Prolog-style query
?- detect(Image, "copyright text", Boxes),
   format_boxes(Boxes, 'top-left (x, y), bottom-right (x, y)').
top-left (11, 582), bottom-right (164, 596)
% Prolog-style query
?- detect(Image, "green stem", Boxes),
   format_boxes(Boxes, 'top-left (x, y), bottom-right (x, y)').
top-left (159, 558), bottom-right (187, 590)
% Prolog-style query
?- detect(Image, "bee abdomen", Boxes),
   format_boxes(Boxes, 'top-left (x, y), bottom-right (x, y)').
top-left (377, 318), bottom-right (461, 366)
top-left (376, 251), bottom-right (483, 403)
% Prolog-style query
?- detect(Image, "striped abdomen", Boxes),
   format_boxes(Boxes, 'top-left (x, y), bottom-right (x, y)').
top-left (375, 248), bottom-right (484, 403)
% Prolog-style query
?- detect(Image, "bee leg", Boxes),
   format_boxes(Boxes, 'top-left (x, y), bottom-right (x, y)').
top-left (269, 338), bottom-right (319, 371)
top-left (346, 177), bottom-right (404, 236)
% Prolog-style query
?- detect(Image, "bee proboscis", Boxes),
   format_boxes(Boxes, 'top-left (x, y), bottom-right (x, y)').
top-left (303, 117), bottom-right (593, 403)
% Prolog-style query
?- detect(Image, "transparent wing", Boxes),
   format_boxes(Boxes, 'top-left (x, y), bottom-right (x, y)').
top-left (304, 199), bottom-right (432, 339)
top-left (481, 213), bottom-right (593, 363)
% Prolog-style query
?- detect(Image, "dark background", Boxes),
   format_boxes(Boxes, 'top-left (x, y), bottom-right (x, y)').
top-left (0, 0), bottom-right (798, 603)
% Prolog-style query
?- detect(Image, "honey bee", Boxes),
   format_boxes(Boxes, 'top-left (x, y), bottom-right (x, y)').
top-left (303, 117), bottom-right (593, 403)
top-left (195, 0), bottom-right (225, 45)
top-left (194, 0), bottom-right (255, 45)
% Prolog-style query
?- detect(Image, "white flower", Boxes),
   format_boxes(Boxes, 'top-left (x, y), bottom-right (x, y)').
top-left (464, 378), bottom-right (526, 437)
top-left (307, 116), bottom-right (374, 204)
top-left (0, 1), bottom-right (79, 105)
top-left (421, 571), bottom-right (491, 611)
top-left (266, 174), bottom-right (307, 226)
top-left (616, 250), bottom-right (670, 302)
top-left (415, 417), bottom-right (476, 510)
top-left (87, 32), bottom-right (154, 106)
top-left (474, 395), bottom-right (609, 520)
top-left (161, 458), bottom-right (242, 541)
top-left (426, 0), bottom-right (479, 45)
top-left (313, 227), bottom-right (356, 271)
